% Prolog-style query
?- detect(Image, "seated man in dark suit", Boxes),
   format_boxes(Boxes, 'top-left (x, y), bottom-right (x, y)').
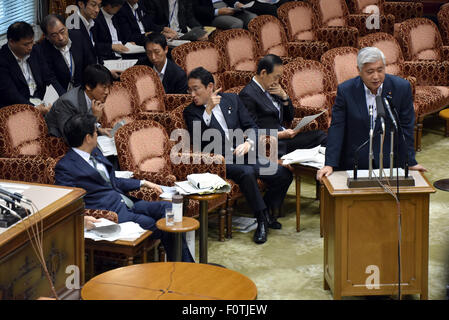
top-left (114, 0), bottom-right (177, 46)
top-left (45, 64), bottom-right (113, 139)
top-left (55, 113), bottom-right (193, 262)
top-left (39, 14), bottom-right (96, 92)
top-left (0, 21), bottom-right (65, 111)
top-left (72, 0), bottom-right (101, 64)
top-left (135, 33), bottom-right (188, 94)
top-left (239, 54), bottom-right (327, 158)
top-left (93, 0), bottom-right (130, 61)
top-left (183, 67), bottom-right (293, 244)
top-left (144, 0), bottom-right (208, 41)
top-left (317, 47), bottom-right (426, 180)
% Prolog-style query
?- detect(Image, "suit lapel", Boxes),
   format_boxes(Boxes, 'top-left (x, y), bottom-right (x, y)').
top-left (5, 46), bottom-right (28, 88)
top-left (251, 80), bottom-right (281, 119)
top-left (355, 77), bottom-right (370, 132)
top-left (78, 87), bottom-right (89, 113)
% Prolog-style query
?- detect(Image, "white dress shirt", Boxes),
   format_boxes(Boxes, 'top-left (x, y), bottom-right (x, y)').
top-left (73, 147), bottom-right (110, 180)
top-left (101, 8), bottom-right (122, 57)
top-left (364, 83), bottom-right (383, 128)
top-left (9, 45), bottom-right (36, 96)
top-left (56, 39), bottom-right (75, 89)
top-left (78, 11), bottom-right (95, 46)
top-left (128, 2), bottom-right (146, 34)
top-left (168, 0), bottom-right (181, 33)
top-left (153, 58), bottom-right (168, 83)
top-left (203, 104), bottom-right (230, 140)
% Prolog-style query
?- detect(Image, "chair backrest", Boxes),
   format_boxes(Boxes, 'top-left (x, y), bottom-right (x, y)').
top-left (115, 120), bottom-right (173, 175)
top-left (0, 104), bottom-right (51, 158)
top-left (280, 59), bottom-right (335, 107)
top-left (320, 47), bottom-right (359, 87)
top-left (309, 0), bottom-right (350, 27)
top-left (248, 15), bottom-right (288, 58)
top-left (277, 1), bottom-right (319, 42)
top-left (396, 18), bottom-right (444, 61)
top-left (213, 29), bottom-right (259, 72)
top-left (120, 65), bottom-right (166, 113)
top-left (438, 4), bottom-right (449, 46)
top-left (347, 0), bottom-right (385, 15)
top-left (358, 32), bottom-right (405, 77)
top-left (101, 80), bottom-right (137, 128)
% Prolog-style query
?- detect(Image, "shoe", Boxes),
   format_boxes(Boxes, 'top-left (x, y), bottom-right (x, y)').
top-left (265, 208), bottom-right (282, 229)
top-left (253, 212), bottom-right (268, 244)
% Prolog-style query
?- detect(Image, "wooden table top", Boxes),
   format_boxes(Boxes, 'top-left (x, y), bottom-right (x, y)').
top-left (156, 217), bottom-right (200, 233)
top-left (81, 262), bottom-right (257, 300)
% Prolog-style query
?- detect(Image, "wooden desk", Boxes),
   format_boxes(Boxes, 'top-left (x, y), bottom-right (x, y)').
top-left (0, 181), bottom-right (85, 300)
top-left (321, 171), bottom-right (435, 299)
top-left (81, 262), bottom-right (257, 300)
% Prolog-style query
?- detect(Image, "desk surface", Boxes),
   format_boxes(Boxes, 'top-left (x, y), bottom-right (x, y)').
top-left (81, 262), bottom-right (257, 300)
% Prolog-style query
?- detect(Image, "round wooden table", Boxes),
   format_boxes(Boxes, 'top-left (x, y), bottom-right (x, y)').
top-left (156, 217), bottom-right (199, 261)
top-left (81, 262), bottom-right (257, 300)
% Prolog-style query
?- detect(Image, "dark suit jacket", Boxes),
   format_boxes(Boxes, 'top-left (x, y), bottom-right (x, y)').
top-left (115, 0), bottom-right (163, 46)
top-left (45, 86), bottom-right (89, 138)
top-left (37, 30), bottom-right (96, 91)
top-left (239, 79), bottom-right (294, 130)
top-left (135, 57), bottom-right (188, 93)
top-left (325, 74), bottom-right (417, 170)
top-left (0, 44), bottom-right (65, 108)
top-left (183, 92), bottom-right (258, 155)
top-left (191, 0), bottom-right (217, 26)
top-left (93, 10), bottom-right (126, 61)
top-left (144, 0), bottom-right (201, 33)
top-left (55, 147), bottom-right (141, 217)
top-left (75, 18), bottom-right (100, 64)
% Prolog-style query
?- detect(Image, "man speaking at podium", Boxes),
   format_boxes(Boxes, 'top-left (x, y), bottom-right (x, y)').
top-left (317, 47), bottom-right (426, 180)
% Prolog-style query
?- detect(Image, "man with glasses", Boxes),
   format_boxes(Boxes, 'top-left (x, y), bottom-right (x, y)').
top-left (74, 0), bottom-right (102, 63)
top-left (38, 14), bottom-right (96, 92)
top-left (0, 21), bottom-right (65, 110)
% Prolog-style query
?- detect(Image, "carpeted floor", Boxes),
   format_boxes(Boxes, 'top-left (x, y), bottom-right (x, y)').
top-left (202, 116), bottom-right (449, 300)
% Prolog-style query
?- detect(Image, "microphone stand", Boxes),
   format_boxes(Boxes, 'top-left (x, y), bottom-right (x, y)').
top-left (379, 117), bottom-right (385, 178)
top-left (368, 105), bottom-right (374, 179)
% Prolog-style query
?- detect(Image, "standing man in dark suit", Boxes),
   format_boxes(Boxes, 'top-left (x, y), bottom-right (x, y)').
top-left (135, 33), bottom-right (188, 94)
top-left (114, 0), bottom-right (177, 46)
top-left (183, 67), bottom-right (293, 244)
top-left (240, 54), bottom-right (327, 158)
top-left (144, 0), bottom-right (207, 40)
top-left (38, 14), bottom-right (96, 92)
top-left (192, 0), bottom-right (256, 30)
top-left (73, 0), bottom-right (101, 63)
top-left (0, 21), bottom-right (65, 111)
top-left (45, 64), bottom-right (113, 139)
top-left (317, 47), bottom-right (426, 180)
top-left (93, 0), bottom-right (130, 62)
top-left (55, 113), bottom-right (194, 262)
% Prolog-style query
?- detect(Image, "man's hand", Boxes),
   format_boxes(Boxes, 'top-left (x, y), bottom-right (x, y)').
top-left (92, 100), bottom-right (105, 119)
top-left (206, 88), bottom-right (222, 114)
top-left (233, 141), bottom-right (251, 157)
top-left (97, 127), bottom-right (112, 137)
top-left (162, 27), bottom-right (178, 40)
top-left (267, 83), bottom-right (288, 100)
top-left (84, 216), bottom-right (100, 230)
top-left (317, 165), bottom-right (333, 181)
top-left (409, 164), bottom-right (427, 172)
top-left (235, 2), bottom-right (245, 9)
top-left (141, 180), bottom-right (163, 194)
top-left (111, 44), bottom-right (129, 53)
top-left (36, 103), bottom-right (52, 115)
top-left (218, 7), bottom-right (235, 15)
top-left (278, 129), bottom-right (297, 140)
top-left (110, 69), bottom-right (122, 80)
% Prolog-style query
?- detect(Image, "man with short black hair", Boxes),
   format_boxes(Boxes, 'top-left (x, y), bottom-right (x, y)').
top-left (239, 54), bottom-right (327, 158)
top-left (0, 21), bottom-right (65, 110)
top-left (135, 33), bottom-right (188, 93)
top-left (38, 14), bottom-right (96, 91)
top-left (55, 113), bottom-right (194, 262)
top-left (45, 64), bottom-right (113, 139)
top-left (74, 0), bottom-right (102, 63)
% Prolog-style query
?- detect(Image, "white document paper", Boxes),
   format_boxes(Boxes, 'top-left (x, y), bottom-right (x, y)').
top-left (281, 146), bottom-right (325, 169)
top-left (43, 85), bottom-right (59, 105)
top-left (167, 39), bottom-right (191, 47)
top-left (346, 168), bottom-right (406, 179)
top-left (159, 185), bottom-right (178, 200)
top-left (85, 219), bottom-right (146, 241)
top-left (103, 59), bottom-right (138, 71)
top-left (115, 171), bottom-right (134, 179)
top-left (293, 110), bottom-right (326, 132)
top-left (123, 43), bottom-right (145, 54)
top-left (97, 135), bottom-right (117, 156)
top-left (240, 1), bottom-right (255, 8)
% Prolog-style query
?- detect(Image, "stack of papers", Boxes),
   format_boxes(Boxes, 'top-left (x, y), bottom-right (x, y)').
top-left (103, 59), bottom-right (137, 71)
top-left (159, 185), bottom-right (178, 200)
top-left (85, 218), bottom-right (146, 241)
top-left (175, 173), bottom-right (231, 195)
top-left (97, 136), bottom-right (117, 156)
top-left (123, 43), bottom-right (145, 54)
top-left (281, 146), bottom-right (326, 169)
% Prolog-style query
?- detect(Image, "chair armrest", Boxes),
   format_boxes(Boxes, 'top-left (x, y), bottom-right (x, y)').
top-left (0, 156), bottom-right (56, 184)
top-left (286, 41), bottom-right (330, 61)
top-left (170, 152), bottom-right (226, 181)
top-left (164, 94), bottom-right (192, 112)
top-left (316, 27), bottom-right (358, 49)
top-left (402, 61), bottom-right (449, 86)
top-left (383, 2), bottom-right (423, 23)
top-left (133, 170), bottom-right (177, 186)
top-left (128, 187), bottom-right (160, 202)
top-left (47, 136), bottom-right (69, 159)
top-left (84, 208), bottom-right (118, 223)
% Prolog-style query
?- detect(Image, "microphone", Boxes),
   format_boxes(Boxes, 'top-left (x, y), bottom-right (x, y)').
top-left (383, 97), bottom-right (398, 132)
top-left (376, 96), bottom-right (386, 178)
top-left (0, 187), bottom-right (31, 205)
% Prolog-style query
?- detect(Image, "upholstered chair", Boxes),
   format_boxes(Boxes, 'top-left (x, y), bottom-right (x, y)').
top-left (276, 1), bottom-right (330, 61)
top-left (99, 80), bottom-right (137, 128)
top-left (438, 5), bottom-right (449, 46)
top-left (347, 0), bottom-right (423, 24)
top-left (115, 120), bottom-right (229, 240)
top-left (280, 59), bottom-right (336, 130)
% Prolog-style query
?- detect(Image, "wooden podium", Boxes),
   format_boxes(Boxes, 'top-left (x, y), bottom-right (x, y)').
top-left (0, 180), bottom-right (85, 300)
top-left (321, 171), bottom-right (435, 299)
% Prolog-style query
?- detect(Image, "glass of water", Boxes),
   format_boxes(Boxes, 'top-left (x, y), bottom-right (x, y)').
top-left (166, 208), bottom-right (174, 226)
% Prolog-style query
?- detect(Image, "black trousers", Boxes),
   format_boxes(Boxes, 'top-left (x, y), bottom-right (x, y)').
top-left (226, 159), bottom-right (293, 214)
top-left (279, 129), bottom-right (327, 158)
